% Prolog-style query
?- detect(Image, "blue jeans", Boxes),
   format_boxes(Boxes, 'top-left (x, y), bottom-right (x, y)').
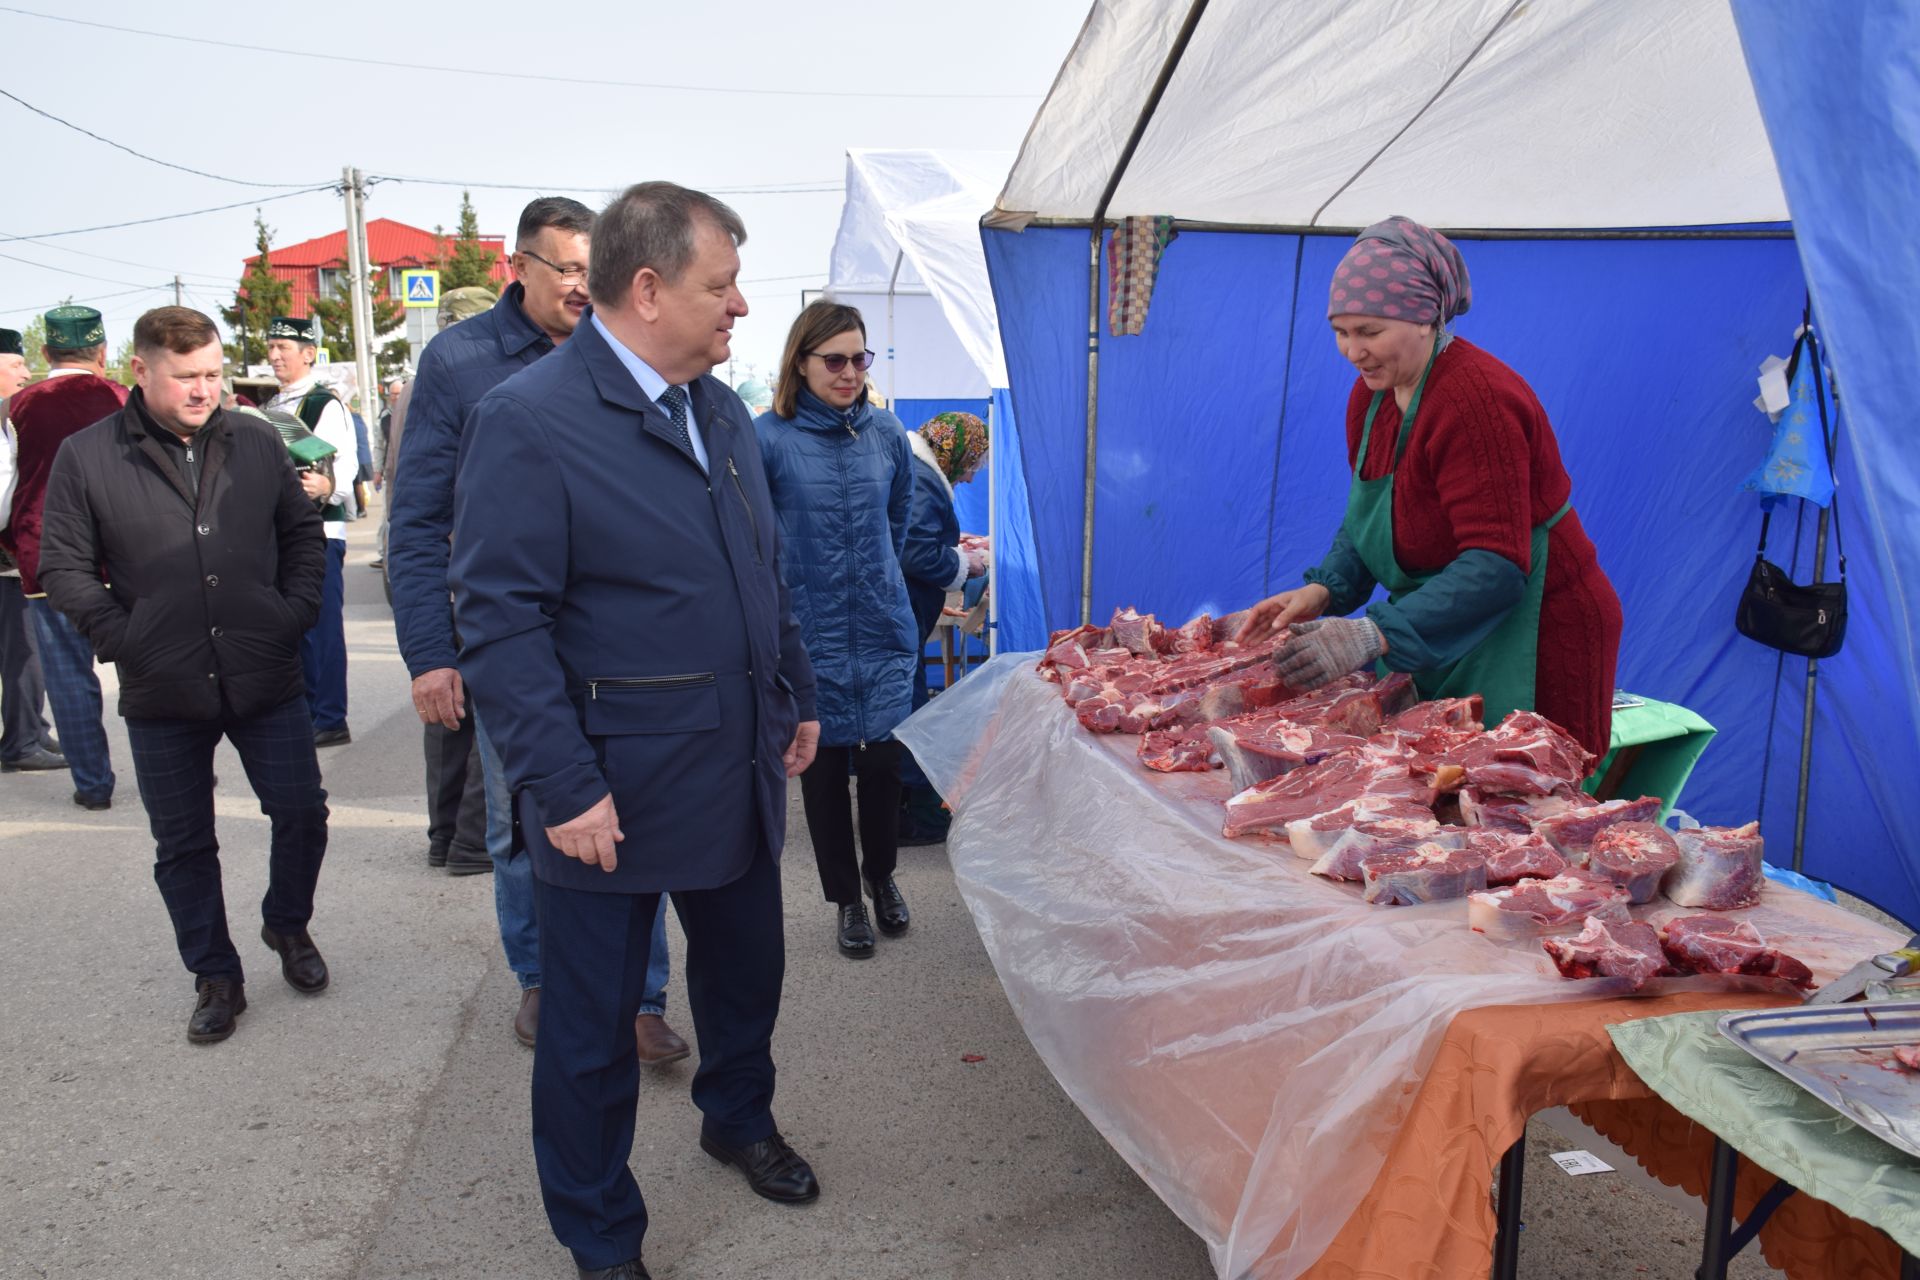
top-left (474, 706), bottom-right (669, 1009)
top-left (27, 597), bottom-right (113, 800)
top-left (299, 538), bottom-right (348, 731)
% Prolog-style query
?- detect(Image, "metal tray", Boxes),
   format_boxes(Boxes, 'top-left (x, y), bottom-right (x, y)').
top-left (1719, 1002), bottom-right (1920, 1160)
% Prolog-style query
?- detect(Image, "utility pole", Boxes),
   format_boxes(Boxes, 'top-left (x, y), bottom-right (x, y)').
top-left (340, 166), bottom-right (378, 427)
top-left (173, 275), bottom-right (183, 306)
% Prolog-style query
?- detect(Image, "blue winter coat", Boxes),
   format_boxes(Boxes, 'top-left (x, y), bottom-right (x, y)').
top-left (900, 439), bottom-right (963, 645)
top-left (389, 284), bottom-right (556, 677)
top-left (754, 391), bottom-right (917, 747)
top-left (450, 314), bottom-right (815, 895)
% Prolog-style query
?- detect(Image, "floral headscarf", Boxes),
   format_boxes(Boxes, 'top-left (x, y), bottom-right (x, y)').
top-left (1327, 215), bottom-right (1472, 328)
top-left (918, 411), bottom-right (989, 482)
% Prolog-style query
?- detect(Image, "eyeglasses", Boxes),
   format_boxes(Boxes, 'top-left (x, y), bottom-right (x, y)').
top-left (807, 349), bottom-right (876, 374)
top-left (519, 249), bottom-right (589, 287)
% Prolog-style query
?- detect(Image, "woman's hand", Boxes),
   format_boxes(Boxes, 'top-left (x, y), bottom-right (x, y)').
top-left (1235, 583), bottom-right (1331, 643)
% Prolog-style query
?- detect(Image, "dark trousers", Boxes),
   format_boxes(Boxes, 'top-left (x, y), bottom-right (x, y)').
top-left (799, 739), bottom-right (901, 905)
top-left (0, 576), bottom-right (52, 760)
top-left (532, 845), bottom-right (784, 1269)
top-left (125, 695), bottom-right (329, 985)
top-left (423, 716), bottom-right (486, 857)
top-left (300, 538), bottom-right (348, 731)
top-left (28, 597), bottom-right (113, 799)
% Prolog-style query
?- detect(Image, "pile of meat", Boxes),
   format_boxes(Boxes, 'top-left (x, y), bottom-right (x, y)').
top-left (1038, 605), bottom-right (1808, 992)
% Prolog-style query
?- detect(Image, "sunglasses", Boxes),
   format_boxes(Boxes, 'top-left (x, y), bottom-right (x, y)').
top-left (807, 349), bottom-right (876, 374)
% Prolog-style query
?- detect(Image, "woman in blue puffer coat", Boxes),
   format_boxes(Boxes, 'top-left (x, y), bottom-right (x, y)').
top-left (755, 301), bottom-right (919, 960)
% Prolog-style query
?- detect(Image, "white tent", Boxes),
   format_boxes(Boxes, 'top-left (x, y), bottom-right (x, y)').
top-left (826, 149), bottom-right (1012, 402)
top-left (993, 0), bottom-right (1786, 229)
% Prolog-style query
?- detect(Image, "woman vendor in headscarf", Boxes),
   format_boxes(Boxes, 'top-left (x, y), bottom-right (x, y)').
top-left (1238, 216), bottom-right (1624, 755)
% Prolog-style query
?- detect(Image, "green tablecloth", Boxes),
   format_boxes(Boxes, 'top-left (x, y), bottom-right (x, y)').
top-left (1584, 694), bottom-right (1717, 810)
top-left (1609, 1010), bottom-right (1920, 1256)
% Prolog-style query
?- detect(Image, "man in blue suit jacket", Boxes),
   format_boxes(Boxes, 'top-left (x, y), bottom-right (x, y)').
top-left (450, 182), bottom-right (821, 1280)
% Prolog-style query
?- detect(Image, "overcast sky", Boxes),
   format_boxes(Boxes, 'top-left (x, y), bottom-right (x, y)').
top-left (0, 0), bottom-right (1089, 378)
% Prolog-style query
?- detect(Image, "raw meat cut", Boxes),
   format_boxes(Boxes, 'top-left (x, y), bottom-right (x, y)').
top-left (1466, 829), bottom-right (1568, 886)
top-left (1587, 822), bottom-right (1680, 904)
top-left (1136, 726), bottom-right (1219, 773)
top-left (1360, 842), bottom-right (1489, 905)
top-left (1663, 823), bottom-right (1766, 910)
top-left (1449, 710), bottom-right (1595, 796)
top-left (1286, 796), bottom-right (1440, 863)
top-left (1894, 1046), bottom-right (1920, 1073)
top-left (1222, 747), bottom-right (1432, 838)
top-left (1308, 816), bottom-right (1452, 882)
top-left (1659, 915), bottom-right (1813, 988)
top-left (1542, 916), bottom-right (1672, 990)
top-left (1531, 796), bottom-right (1665, 864)
top-left (1210, 720), bottom-right (1370, 792)
top-left (1383, 695), bottom-right (1485, 738)
top-left (1460, 787), bottom-right (1595, 835)
top-left (1467, 871), bottom-right (1631, 941)
top-left (1108, 607), bottom-right (1168, 657)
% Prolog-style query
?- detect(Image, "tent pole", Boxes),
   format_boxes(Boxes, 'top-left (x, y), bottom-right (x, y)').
top-left (1791, 505), bottom-right (1831, 873)
top-left (886, 250), bottom-right (904, 406)
top-left (1079, 0), bottom-right (1214, 624)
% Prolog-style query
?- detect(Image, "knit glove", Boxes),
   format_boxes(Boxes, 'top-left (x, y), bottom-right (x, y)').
top-left (1272, 616), bottom-right (1385, 690)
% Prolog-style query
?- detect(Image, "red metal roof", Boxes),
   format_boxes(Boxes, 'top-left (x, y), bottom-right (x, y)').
top-left (241, 217), bottom-right (511, 321)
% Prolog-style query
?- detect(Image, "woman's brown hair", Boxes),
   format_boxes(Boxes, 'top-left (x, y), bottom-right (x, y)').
top-left (773, 300), bottom-right (866, 419)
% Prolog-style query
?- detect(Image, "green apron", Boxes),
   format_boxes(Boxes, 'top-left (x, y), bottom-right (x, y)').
top-left (1340, 337), bottom-right (1571, 726)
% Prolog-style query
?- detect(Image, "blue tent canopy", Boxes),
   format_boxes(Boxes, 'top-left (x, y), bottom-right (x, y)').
top-left (980, 0), bottom-right (1920, 925)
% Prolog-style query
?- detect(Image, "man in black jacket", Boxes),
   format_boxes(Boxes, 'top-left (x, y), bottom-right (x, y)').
top-left (38, 306), bottom-right (332, 1044)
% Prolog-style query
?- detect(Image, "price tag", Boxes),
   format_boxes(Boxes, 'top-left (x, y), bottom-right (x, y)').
top-left (1550, 1149), bottom-right (1614, 1176)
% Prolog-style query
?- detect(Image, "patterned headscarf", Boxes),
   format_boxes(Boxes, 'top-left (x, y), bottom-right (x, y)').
top-left (918, 411), bottom-right (989, 482)
top-left (1327, 216), bottom-right (1472, 328)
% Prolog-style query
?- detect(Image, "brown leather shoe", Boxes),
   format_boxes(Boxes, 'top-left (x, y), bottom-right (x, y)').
top-left (513, 988), bottom-right (539, 1047)
top-left (635, 1013), bottom-right (690, 1066)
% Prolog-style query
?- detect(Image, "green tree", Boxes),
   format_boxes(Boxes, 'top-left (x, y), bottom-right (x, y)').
top-left (105, 336), bottom-right (137, 385)
top-left (221, 212), bottom-right (292, 372)
top-left (310, 273), bottom-right (408, 377)
top-left (18, 312), bottom-right (48, 377)
top-left (435, 191), bottom-right (498, 291)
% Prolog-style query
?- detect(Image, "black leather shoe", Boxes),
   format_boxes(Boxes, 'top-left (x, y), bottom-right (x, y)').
top-left (444, 845), bottom-right (493, 876)
top-left (578, 1259), bottom-right (651, 1279)
top-left (867, 877), bottom-right (910, 936)
top-left (313, 726), bottom-right (352, 748)
top-left (836, 902), bottom-right (875, 958)
top-left (260, 924), bottom-right (330, 994)
top-left (2, 746), bottom-right (68, 772)
top-left (699, 1129), bottom-right (820, 1204)
top-left (426, 841), bottom-right (449, 869)
top-left (187, 976), bottom-right (246, 1043)
top-left (72, 791), bottom-right (111, 811)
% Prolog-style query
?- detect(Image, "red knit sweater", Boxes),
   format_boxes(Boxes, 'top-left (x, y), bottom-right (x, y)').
top-left (1344, 338), bottom-right (1622, 756)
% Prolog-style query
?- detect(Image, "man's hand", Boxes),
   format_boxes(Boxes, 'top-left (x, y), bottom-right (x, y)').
top-left (411, 667), bottom-right (466, 729)
top-left (1236, 583), bottom-right (1332, 643)
top-left (1271, 616), bottom-right (1386, 690)
top-left (784, 720), bottom-right (821, 777)
top-left (299, 470), bottom-right (334, 502)
top-left (545, 793), bottom-right (623, 872)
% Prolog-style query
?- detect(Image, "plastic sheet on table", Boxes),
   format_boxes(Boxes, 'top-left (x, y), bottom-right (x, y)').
top-left (897, 653), bottom-right (1903, 1280)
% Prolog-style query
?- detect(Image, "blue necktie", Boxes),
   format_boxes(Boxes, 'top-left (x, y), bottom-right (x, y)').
top-left (659, 385), bottom-right (693, 455)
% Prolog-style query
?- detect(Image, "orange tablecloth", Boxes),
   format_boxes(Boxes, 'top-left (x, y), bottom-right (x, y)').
top-left (1300, 991), bottom-right (1903, 1279)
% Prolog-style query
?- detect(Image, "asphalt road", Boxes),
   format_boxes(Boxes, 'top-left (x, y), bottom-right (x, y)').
top-left (1, 514), bottom-right (1784, 1280)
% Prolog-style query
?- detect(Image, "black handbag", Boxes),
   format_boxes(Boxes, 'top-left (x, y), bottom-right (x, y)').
top-left (1735, 320), bottom-right (1847, 659)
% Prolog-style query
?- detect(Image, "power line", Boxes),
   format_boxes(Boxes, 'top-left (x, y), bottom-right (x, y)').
top-left (0, 5), bottom-right (1042, 100)
top-left (0, 234), bottom-right (231, 282)
top-left (0, 247), bottom-right (157, 289)
top-left (0, 87), bottom-right (325, 188)
top-left (0, 185), bottom-right (338, 244)
top-left (0, 283), bottom-right (165, 315)
top-left (738, 273), bottom-right (824, 285)
top-left (367, 174), bottom-right (840, 196)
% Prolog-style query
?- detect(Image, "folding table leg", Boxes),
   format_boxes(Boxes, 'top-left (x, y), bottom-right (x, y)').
top-left (1697, 1137), bottom-right (1741, 1280)
top-left (1492, 1131), bottom-right (1525, 1280)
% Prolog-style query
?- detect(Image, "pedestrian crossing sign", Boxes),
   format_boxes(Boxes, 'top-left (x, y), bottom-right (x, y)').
top-left (401, 269), bottom-right (440, 309)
